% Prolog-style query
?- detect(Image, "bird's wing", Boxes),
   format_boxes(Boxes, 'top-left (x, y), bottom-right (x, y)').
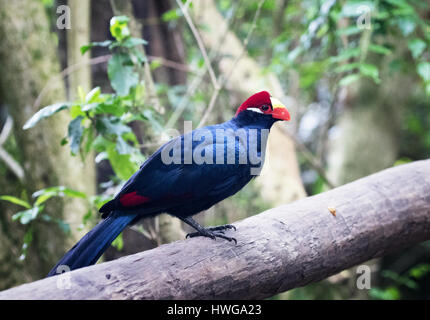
top-left (107, 132), bottom-right (251, 214)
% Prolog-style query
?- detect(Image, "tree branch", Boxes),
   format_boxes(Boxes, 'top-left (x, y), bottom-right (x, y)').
top-left (196, 0), bottom-right (265, 128)
top-left (1, 160), bottom-right (429, 299)
top-left (176, 0), bottom-right (219, 90)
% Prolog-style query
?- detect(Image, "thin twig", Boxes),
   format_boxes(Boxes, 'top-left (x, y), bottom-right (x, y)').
top-left (165, 0), bottom-right (242, 130)
top-left (164, 67), bottom-right (206, 129)
top-left (33, 55), bottom-right (111, 109)
top-left (176, 0), bottom-right (219, 90)
top-left (34, 54), bottom-right (194, 111)
top-left (148, 55), bottom-right (195, 74)
top-left (197, 0), bottom-right (265, 128)
top-left (0, 115), bottom-right (24, 180)
top-left (0, 113), bottom-right (13, 146)
top-left (223, 0), bottom-right (265, 84)
top-left (111, 0), bottom-right (165, 114)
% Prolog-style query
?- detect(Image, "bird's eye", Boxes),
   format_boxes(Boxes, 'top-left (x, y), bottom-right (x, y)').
top-left (261, 104), bottom-right (269, 111)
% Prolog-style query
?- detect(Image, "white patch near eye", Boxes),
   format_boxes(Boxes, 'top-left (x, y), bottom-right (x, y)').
top-left (247, 107), bottom-right (263, 114)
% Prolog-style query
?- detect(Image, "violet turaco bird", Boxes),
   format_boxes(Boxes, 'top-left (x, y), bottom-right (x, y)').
top-left (47, 91), bottom-right (290, 276)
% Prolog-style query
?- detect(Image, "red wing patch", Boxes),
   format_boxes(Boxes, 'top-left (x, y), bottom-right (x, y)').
top-left (119, 191), bottom-right (151, 207)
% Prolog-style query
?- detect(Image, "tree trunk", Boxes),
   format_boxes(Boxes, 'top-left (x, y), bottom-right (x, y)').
top-left (110, 0), bottom-right (185, 243)
top-left (136, 0), bottom-right (187, 85)
top-left (327, 78), bottom-right (404, 185)
top-left (0, 160), bottom-right (429, 299)
top-left (67, 0), bottom-right (92, 96)
top-left (65, 0), bottom-right (96, 239)
top-left (0, 0), bottom-right (95, 288)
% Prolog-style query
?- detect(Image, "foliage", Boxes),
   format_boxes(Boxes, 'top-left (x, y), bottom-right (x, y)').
top-left (0, 187), bottom-right (85, 260)
top-left (10, 16), bottom-right (164, 255)
top-left (370, 263), bottom-right (430, 299)
top-left (1, 0), bottom-right (429, 299)
top-left (218, 0), bottom-right (430, 300)
top-left (23, 16), bottom-right (154, 182)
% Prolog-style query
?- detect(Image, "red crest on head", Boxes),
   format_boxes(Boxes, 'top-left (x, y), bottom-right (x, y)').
top-left (235, 91), bottom-right (271, 116)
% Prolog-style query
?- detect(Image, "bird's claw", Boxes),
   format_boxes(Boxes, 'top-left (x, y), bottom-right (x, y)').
top-left (206, 224), bottom-right (236, 232)
top-left (186, 225), bottom-right (237, 244)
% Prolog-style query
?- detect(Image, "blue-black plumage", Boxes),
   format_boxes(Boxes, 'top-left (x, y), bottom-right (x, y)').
top-left (47, 91), bottom-right (290, 277)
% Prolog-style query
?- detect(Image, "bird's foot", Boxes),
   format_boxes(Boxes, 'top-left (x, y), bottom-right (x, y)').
top-left (186, 225), bottom-right (237, 244)
top-left (205, 224), bottom-right (236, 232)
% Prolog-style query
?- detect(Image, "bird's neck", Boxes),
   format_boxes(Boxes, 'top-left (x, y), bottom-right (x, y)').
top-left (230, 111), bottom-right (278, 130)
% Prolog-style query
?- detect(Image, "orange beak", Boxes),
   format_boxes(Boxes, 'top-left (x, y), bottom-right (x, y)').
top-left (270, 97), bottom-right (290, 121)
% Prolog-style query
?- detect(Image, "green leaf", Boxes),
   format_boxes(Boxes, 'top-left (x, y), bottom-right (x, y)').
top-left (60, 188), bottom-right (86, 198)
top-left (369, 287), bottom-right (400, 300)
top-left (19, 227), bottom-right (33, 260)
top-left (82, 127), bottom-right (95, 158)
top-left (32, 186), bottom-right (86, 206)
top-left (95, 100), bottom-right (125, 117)
top-left (85, 87), bottom-right (101, 103)
top-left (408, 38), bottom-right (426, 59)
top-left (143, 109), bottom-right (164, 133)
top-left (12, 206), bottom-right (43, 225)
top-left (116, 136), bottom-right (136, 155)
top-left (359, 63), bottom-right (380, 83)
top-left (34, 191), bottom-right (58, 206)
top-left (23, 103), bottom-right (70, 130)
top-left (90, 195), bottom-right (113, 211)
top-left (341, 1), bottom-right (375, 17)
top-left (417, 62), bottom-right (430, 82)
top-left (369, 44), bottom-right (391, 55)
top-left (336, 26), bottom-right (362, 37)
top-left (108, 53), bottom-right (139, 96)
top-left (409, 264), bottom-right (430, 279)
top-left (426, 83), bottom-right (430, 96)
top-left (150, 58), bottom-right (163, 71)
top-left (81, 103), bottom-right (100, 112)
top-left (80, 41), bottom-right (113, 55)
top-left (121, 37), bottom-right (148, 48)
top-left (112, 232), bottom-right (124, 251)
top-left (330, 47), bottom-right (360, 63)
top-left (78, 86), bottom-right (86, 103)
top-left (70, 104), bottom-right (85, 119)
top-left (97, 117), bottom-right (131, 137)
top-left (91, 135), bottom-right (113, 152)
top-left (81, 210), bottom-right (93, 227)
top-left (130, 48), bottom-right (147, 64)
top-left (0, 196), bottom-right (31, 209)
top-left (106, 145), bottom-right (138, 180)
top-left (110, 16), bottom-right (130, 41)
top-left (396, 17), bottom-right (416, 36)
top-left (162, 8), bottom-right (181, 22)
top-left (334, 62), bottom-right (360, 73)
top-left (394, 157), bottom-right (412, 166)
top-left (68, 116), bottom-right (84, 155)
top-left (339, 73), bottom-right (361, 86)
top-left (33, 186), bottom-right (86, 200)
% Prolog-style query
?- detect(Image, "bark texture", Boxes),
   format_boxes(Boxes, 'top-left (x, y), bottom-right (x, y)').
top-left (65, 0), bottom-right (96, 240)
top-left (1, 160), bottom-right (429, 299)
top-left (0, 0), bottom-right (95, 287)
top-left (67, 0), bottom-right (92, 96)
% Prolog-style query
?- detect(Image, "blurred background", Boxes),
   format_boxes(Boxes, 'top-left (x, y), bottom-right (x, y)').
top-left (0, 0), bottom-right (429, 299)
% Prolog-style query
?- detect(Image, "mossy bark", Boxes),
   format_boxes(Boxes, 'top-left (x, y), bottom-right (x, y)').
top-left (0, 0), bottom-right (95, 289)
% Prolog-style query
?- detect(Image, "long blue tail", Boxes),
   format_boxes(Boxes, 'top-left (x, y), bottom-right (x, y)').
top-left (47, 212), bottom-right (137, 277)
